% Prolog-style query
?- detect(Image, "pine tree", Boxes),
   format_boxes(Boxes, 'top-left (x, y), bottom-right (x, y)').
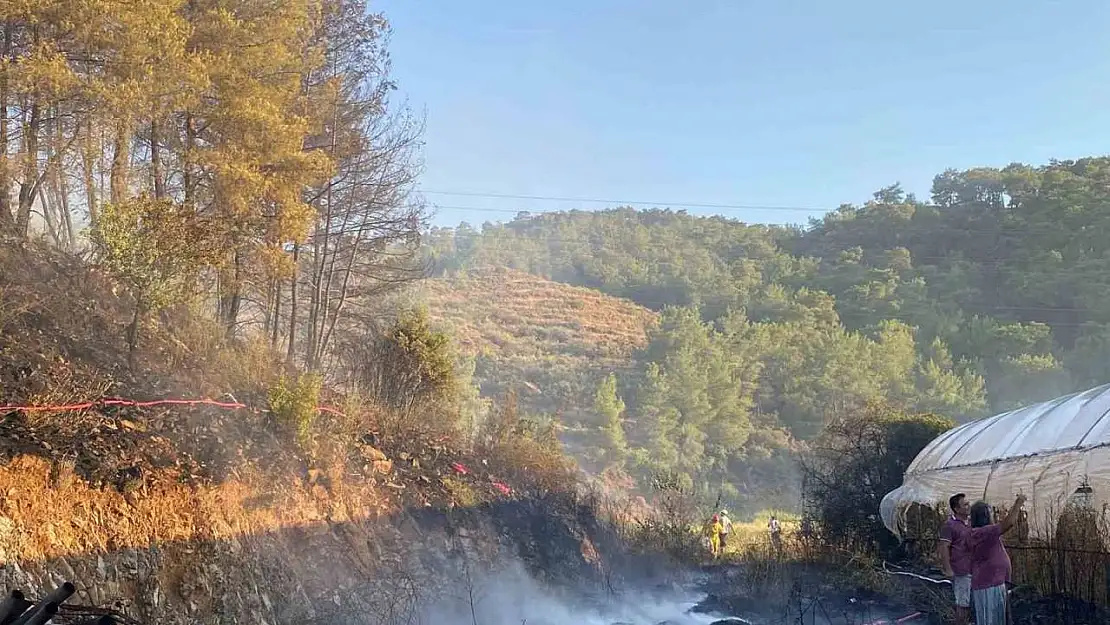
top-left (595, 373), bottom-right (628, 467)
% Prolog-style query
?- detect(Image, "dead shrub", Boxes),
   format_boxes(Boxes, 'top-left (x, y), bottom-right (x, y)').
top-left (801, 404), bottom-right (954, 557)
top-left (897, 501), bottom-right (946, 563)
top-left (475, 392), bottom-right (578, 498)
top-left (622, 479), bottom-right (706, 565)
top-left (1009, 500), bottom-right (1110, 605)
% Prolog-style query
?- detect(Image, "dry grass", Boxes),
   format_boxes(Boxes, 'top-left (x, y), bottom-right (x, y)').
top-left (0, 239), bottom-right (281, 409)
top-left (0, 241), bottom-right (651, 625)
top-left (419, 267), bottom-right (657, 430)
top-left (718, 521), bottom-right (897, 618)
top-left (0, 242), bottom-right (582, 518)
top-left (422, 267), bottom-right (657, 361)
top-left (0, 455), bottom-right (393, 564)
top-left (1007, 503), bottom-right (1110, 605)
top-left (724, 510), bottom-right (801, 554)
top-left (0, 241), bottom-right (128, 405)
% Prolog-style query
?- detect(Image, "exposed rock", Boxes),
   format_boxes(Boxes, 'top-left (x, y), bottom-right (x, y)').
top-left (360, 445), bottom-right (387, 462)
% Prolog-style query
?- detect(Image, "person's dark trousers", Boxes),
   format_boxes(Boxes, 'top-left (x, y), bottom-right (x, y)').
top-left (719, 533), bottom-right (728, 552)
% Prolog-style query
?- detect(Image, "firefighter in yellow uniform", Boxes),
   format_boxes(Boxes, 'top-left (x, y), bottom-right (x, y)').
top-left (708, 514), bottom-right (723, 559)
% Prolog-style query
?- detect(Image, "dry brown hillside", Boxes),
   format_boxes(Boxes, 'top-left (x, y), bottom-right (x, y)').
top-left (420, 267), bottom-right (657, 420)
top-left (0, 242), bottom-right (635, 625)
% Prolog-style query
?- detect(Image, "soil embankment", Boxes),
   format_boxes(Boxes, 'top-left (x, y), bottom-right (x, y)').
top-left (0, 449), bottom-right (645, 624)
top-left (0, 242), bottom-right (685, 624)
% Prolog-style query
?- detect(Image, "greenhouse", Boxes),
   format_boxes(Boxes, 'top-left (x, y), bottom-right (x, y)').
top-left (880, 383), bottom-right (1110, 539)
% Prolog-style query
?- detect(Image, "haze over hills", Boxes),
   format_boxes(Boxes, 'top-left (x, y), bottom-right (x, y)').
top-left (418, 158), bottom-right (1110, 510)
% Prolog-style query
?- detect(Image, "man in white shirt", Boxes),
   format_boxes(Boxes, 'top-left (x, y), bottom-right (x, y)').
top-left (718, 510), bottom-right (733, 552)
top-left (769, 515), bottom-right (783, 553)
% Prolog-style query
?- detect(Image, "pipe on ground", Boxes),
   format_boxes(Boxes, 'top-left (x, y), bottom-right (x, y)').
top-left (0, 591), bottom-right (29, 625)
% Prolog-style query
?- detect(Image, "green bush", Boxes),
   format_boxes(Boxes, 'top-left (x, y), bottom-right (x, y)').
top-left (268, 373), bottom-right (323, 450)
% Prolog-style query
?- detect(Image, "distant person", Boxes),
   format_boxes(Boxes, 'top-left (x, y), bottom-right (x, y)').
top-left (718, 510), bottom-right (733, 553)
top-left (708, 514), bottom-right (723, 559)
top-left (768, 515), bottom-right (782, 554)
top-left (938, 493), bottom-right (972, 625)
top-left (969, 495), bottom-right (1026, 625)
top-left (799, 517), bottom-right (814, 555)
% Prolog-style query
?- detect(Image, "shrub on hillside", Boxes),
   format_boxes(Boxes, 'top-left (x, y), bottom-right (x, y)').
top-left (625, 477), bottom-right (705, 564)
top-left (801, 403), bottom-right (953, 557)
top-left (87, 198), bottom-right (217, 359)
top-left (338, 307), bottom-right (467, 435)
top-left (479, 392), bottom-right (577, 497)
top-left (268, 373), bottom-right (323, 451)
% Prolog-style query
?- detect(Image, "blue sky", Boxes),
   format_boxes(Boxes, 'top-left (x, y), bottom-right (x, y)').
top-left (377, 0), bottom-right (1110, 228)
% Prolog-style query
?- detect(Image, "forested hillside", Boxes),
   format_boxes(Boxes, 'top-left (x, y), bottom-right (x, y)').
top-left (422, 158), bottom-right (1110, 509)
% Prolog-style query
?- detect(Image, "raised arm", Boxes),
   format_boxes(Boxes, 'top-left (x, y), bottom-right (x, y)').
top-left (999, 494), bottom-right (1027, 534)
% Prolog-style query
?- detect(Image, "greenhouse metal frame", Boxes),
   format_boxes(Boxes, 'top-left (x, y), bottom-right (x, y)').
top-left (881, 383), bottom-right (1110, 539)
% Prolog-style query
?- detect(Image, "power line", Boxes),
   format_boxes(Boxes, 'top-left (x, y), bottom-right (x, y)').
top-left (431, 204), bottom-right (545, 215)
top-left (421, 235), bottom-right (1110, 316)
top-left (421, 190), bottom-right (828, 214)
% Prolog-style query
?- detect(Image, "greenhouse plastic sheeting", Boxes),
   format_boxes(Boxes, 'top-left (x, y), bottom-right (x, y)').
top-left (880, 383), bottom-right (1110, 539)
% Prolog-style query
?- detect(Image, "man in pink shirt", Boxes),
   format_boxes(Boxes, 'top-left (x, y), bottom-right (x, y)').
top-left (937, 493), bottom-right (972, 625)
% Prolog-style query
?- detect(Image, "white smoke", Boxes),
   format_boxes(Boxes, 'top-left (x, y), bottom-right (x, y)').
top-left (416, 559), bottom-right (732, 625)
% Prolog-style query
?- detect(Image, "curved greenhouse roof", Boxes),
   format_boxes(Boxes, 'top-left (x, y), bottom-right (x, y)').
top-left (881, 383), bottom-right (1110, 538)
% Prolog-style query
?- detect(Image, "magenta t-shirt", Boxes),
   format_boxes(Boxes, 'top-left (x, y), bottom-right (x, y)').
top-left (939, 517), bottom-right (972, 576)
top-left (970, 524), bottom-right (1011, 590)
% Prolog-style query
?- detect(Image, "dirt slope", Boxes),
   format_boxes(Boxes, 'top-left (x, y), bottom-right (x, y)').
top-left (0, 453), bottom-right (622, 625)
top-left (420, 267), bottom-right (658, 421)
top-left (0, 243), bottom-right (642, 625)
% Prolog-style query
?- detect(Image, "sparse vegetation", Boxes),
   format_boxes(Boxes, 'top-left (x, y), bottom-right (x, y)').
top-left (801, 405), bottom-right (954, 557)
top-left (419, 267), bottom-right (656, 434)
top-left (268, 373), bottom-right (323, 451)
top-left (87, 198), bottom-right (217, 360)
top-left (622, 484), bottom-right (706, 565)
top-left (478, 392), bottom-right (578, 498)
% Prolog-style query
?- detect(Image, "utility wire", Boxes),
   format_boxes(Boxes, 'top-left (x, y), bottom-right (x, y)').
top-left (420, 189), bottom-right (828, 213)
